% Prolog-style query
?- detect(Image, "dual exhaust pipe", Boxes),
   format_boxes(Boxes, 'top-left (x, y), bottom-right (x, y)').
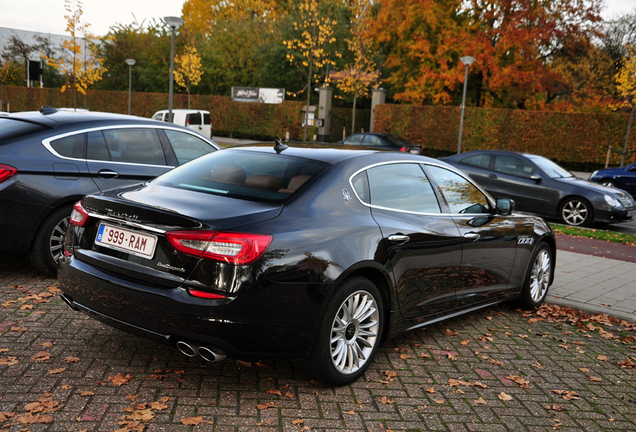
top-left (177, 340), bottom-right (227, 362)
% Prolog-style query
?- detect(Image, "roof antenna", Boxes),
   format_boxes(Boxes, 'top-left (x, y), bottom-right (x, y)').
top-left (274, 139), bottom-right (288, 154)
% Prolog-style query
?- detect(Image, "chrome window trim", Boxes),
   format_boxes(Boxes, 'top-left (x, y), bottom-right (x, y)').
top-left (349, 159), bottom-right (496, 217)
top-left (41, 124), bottom-right (219, 167)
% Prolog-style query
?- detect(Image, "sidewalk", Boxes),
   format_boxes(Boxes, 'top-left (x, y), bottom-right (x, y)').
top-left (548, 249), bottom-right (636, 322)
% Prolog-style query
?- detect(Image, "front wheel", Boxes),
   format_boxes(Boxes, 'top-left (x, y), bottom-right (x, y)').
top-left (304, 277), bottom-right (384, 386)
top-left (560, 197), bottom-right (592, 227)
top-left (516, 243), bottom-right (553, 309)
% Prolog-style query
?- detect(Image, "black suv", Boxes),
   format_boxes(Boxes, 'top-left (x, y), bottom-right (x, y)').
top-left (0, 107), bottom-right (219, 275)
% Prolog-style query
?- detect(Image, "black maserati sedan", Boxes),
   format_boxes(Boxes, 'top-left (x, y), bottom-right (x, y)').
top-left (0, 107), bottom-right (219, 275)
top-left (58, 145), bottom-right (556, 385)
top-left (444, 150), bottom-right (636, 227)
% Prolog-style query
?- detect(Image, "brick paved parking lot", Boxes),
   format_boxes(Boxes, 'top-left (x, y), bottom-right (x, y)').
top-left (2, 253), bottom-right (636, 432)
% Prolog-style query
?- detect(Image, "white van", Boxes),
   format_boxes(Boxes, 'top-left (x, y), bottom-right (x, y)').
top-left (152, 109), bottom-right (212, 139)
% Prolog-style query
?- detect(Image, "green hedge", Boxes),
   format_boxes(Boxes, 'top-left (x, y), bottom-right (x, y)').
top-left (3, 86), bottom-right (633, 168)
top-left (373, 104), bottom-right (636, 169)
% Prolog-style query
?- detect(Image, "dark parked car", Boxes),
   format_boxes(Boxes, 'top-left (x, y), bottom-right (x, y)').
top-left (58, 145), bottom-right (555, 385)
top-left (588, 162), bottom-right (636, 197)
top-left (0, 107), bottom-right (219, 275)
top-left (444, 150), bottom-right (636, 227)
top-left (339, 132), bottom-right (423, 154)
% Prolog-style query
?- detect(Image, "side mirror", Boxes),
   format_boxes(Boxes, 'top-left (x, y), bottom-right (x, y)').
top-left (496, 198), bottom-right (515, 216)
top-left (529, 175), bottom-right (542, 182)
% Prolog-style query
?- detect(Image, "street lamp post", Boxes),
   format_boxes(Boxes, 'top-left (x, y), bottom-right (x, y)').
top-left (125, 58), bottom-right (136, 115)
top-left (164, 16), bottom-right (183, 123)
top-left (457, 55), bottom-right (476, 154)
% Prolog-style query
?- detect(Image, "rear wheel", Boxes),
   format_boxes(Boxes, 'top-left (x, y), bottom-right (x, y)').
top-left (304, 277), bottom-right (383, 386)
top-left (560, 197), bottom-right (592, 227)
top-left (28, 205), bottom-right (73, 276)
top-left (516, 243), bottom-right (553, 309)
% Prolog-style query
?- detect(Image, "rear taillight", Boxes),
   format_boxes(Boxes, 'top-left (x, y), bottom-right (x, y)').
top-left (0, 164), bottom-right (17, 182)
top-left (69, 201), bottom-right (90, 227)
top-left (166, 231), bottom-right (272, 265)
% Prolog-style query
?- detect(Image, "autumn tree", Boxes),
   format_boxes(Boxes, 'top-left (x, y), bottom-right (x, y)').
top-left (614, 44), bottom-right (636, 165)
top-left (174, 45), bottom-right (204, 108)
top-left (283, 0), bottom-right (341, 140)
top-left (330, 1), bottom-right (378, 133)
top-left (367, 0), bottom-right (604, 108)
top-left (0, 56), bottom-right (15, 111)
top-left (44, 0), bottom-right (106, 108)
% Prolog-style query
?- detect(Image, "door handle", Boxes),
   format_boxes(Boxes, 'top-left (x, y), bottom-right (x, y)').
top-left (97, 169), bottom-right (119, 178)
top-left (464, 232), bottom-right (480, 241)
top-left (388, 235), bottom-right (410, 243)
top-left (488, 173), bottom-right (498, 179)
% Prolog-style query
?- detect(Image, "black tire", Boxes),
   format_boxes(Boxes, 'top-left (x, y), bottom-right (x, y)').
top-left (28, 205), bottom-right (73, 276)
top-left (601, 179), bottom-right (617, 188)
top-left (516, 243), bottom-right (553, 309)
top-left (304, 277), bottom-right (384, 386)
top-left (560, 197), bottom-right (592, 227)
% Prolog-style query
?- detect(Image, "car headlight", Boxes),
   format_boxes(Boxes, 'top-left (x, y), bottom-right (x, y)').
top-left (604, 194), bottom-right (623, 208)
top-left (589, 170), bottom-right (598, 179)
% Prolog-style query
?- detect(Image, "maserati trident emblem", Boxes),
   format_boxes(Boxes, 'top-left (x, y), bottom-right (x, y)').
top-left (342, 189), bottom-right (352, 201)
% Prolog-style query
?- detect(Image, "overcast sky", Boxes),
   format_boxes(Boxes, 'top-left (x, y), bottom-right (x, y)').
top-left (0, 0), bottom-right (634, 37)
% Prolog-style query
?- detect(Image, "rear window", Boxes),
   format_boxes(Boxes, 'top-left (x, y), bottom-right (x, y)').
top-left (186, 113), bottom-right (202, 125)
top-left (0, 118), bottom-right (49, 141)
top-left (203, 113), bottom-right (211, 125)
top-left (154, 150), bottom-right (328, 202)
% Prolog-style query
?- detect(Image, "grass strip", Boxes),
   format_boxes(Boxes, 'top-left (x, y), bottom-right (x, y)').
top-left (551, 223), bottom-right (636, 246)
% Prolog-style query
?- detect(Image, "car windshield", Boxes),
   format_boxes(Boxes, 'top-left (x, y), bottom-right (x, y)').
top-left (153, 149), bottom-right (328, 202)
top-left (526, 155), bottom-right (574, 179)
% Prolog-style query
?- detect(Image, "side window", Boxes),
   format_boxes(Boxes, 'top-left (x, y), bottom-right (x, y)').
top-left (103, 128), bottom-right (167, 165)
top-left (366, 163), bottom-right (441, 213)
top-left (343, 135), bottom-right (363, 145)
top-left (164, 130), bottom-right (217, 165)
top-left (203, 113), bottom-right (211, 126)
top-left (351, 171), bottom-right (369, 203)
top-left (461, 154), bottom-right (491, 169)
top-left (427, 165), bottom-right (490, 214)
top-left (50, 133), bottom-right (85, 159)
top-left (494, 155), bottom-right (535, 178)
top-left (86, 131), bottom-right (110, 161)
top-left (152, 113), bottom-right (164, 121)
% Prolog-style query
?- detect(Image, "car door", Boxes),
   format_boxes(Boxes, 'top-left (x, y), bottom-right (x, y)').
top-left (355, 162), bottom-right (463, 319)
top-left (621, 163), bottom-right (636, 195)
top-left (426, 165), bottom-right (518, 304)
top-left (489, 154), bottom-right (547, 212)
top-left (86, 127), bottom-right (172, 192)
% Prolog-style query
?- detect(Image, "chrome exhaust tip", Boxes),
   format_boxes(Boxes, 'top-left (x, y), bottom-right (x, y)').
top-left (59, 294), bottom-right (76, 311)
top-left (198, 346), bottom-right (227, 362)
top-left (176, 340), bottom-right (198, 357)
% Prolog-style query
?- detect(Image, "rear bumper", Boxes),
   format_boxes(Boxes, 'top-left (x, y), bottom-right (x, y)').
top-left (57, 255), bottom-right (322, 360)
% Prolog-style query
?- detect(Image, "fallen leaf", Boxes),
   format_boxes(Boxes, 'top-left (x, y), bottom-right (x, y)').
top-left (266, 389), bottom-right (282, 396)
top-left (292, 419), bottom-right (305, 425)
top-left (48, 367), bottom-right (66, 375)
top-left (110, 373), bottom-right (134, 386)
top-left (180, 416), bottom-right (207, 425)
top-left (65, 357), bottom-right (80, 363)
top-left (345, 410), bottom-right (356, 415)
top-left (79, 391), bottom-right (94, 396)
top-left (589, 376), bottom-right (602, 382)
top-left (379, 396), bottom-right (395, 404)
top-left (473, 397), bottom-right (487, 405)
top-left (0, 357), bottom-right (18, 366)
top-left (444, 329), bottom-right (458, 336)
top-left (460, 339), bottom-right (471, 345)
top-left (498, 392), bottom-right (513, 401)
top-left (236, 360), bottom-right (252, 367)
top-left (597, 355), bottom-right (609, 362)
top-left (31, 351), bottom-right (51, 362)
top-left (426, 386), bottom-right (436, 394)
top-left (400, 353), bottom-right (411, 360)
top-left (552, 390), bottom-right (580, 400)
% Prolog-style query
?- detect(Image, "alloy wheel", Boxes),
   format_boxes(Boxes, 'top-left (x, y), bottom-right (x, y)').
top-left (330, 290), bottom-right (380, 375)
top-left (530, 249), bottom-right (551, 302)
top-left (49, 216), bottom-right (69, 265)
top-left (561, 200), bottom-right (589, 226)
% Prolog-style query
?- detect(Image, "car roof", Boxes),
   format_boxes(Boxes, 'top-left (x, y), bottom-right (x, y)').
top-left (227, 145), bottom-right (440, 165)
top-left (5, 108), bottom-right (182, 129)
top-left (453, 149), bottom-right (536, 158)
